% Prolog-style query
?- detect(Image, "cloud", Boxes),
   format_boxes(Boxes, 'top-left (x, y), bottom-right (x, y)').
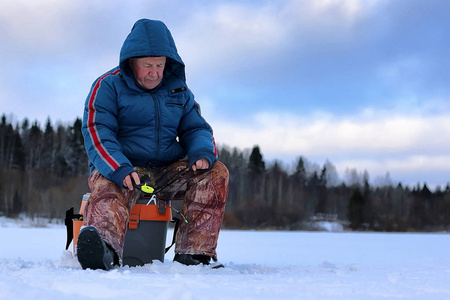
top-left (0, 1), bottom-right (81, 53)
top-left (175, 2), bottom-right (285, 76)
top-left (176, 0), bottom-right (380, 74)
top-left (214, 108), bottom-right (449, 155)
top-left (1, 0), bottom-right (449, 187)
top-left (176, 0), bottom-right (450, 120)
top-left (336, 154), bottom-right (450, 188)
top-left (211, 106), bottom-right (450, 186)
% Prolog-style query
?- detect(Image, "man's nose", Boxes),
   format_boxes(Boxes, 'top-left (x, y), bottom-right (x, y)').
top-left (148, 68), bottom-right (157, 76)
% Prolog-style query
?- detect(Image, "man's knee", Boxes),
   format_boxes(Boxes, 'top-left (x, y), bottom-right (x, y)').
top-left (210, 161), bottom-right (229, 182)
top-left (208, 161), bottom-right (229, 202)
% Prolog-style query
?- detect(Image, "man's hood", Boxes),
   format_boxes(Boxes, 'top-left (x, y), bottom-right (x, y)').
top-left (119, 19), bottom-right (186, 86)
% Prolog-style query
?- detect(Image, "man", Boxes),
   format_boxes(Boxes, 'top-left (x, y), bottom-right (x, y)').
top-left (79, 19), bottom-right (229, 270)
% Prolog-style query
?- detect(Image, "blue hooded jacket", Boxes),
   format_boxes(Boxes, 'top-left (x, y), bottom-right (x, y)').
top-left (82, 19), bottom-right (217, 187)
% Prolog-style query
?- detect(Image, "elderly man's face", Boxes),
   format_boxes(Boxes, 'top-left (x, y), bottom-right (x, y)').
top-left (130, 56), bottom-right (166, 90)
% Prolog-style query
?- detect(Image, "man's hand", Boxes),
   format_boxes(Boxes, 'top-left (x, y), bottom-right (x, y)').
top-left (192, 158), bottom-right (210, 171)
top-left (123, 172), bottom-right (140, 190)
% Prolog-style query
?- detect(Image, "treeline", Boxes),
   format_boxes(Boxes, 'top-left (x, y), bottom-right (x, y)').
top-left (1, 115), bottom-right (450, 232)
top-left (219, 145), bottom-right (450, 231)
top-left (0, 115), bottom-right (89, 219)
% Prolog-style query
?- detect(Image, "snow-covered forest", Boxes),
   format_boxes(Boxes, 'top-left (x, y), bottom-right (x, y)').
top-left (1, 115), bottom-right (450, 232)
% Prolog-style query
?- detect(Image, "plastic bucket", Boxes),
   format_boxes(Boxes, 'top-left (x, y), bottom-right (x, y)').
top-left (73, 194), bottom-right (172, 267)
top-left (122, 197), bottom-right (172, 266)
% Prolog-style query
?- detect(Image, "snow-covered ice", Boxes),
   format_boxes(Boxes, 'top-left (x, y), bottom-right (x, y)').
top-left (1, 218), bottom-right (450, 300)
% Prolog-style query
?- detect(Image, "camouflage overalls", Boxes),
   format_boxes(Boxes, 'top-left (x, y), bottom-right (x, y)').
top-left (82, 160), bottom-right (229, 262)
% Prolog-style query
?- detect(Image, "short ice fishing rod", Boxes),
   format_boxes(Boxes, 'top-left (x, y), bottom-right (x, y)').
top-left (132, 181), bottom-right (188, 223)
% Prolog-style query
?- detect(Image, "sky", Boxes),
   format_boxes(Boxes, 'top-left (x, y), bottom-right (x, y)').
top-left (1, 0), bottom-right (449, 189)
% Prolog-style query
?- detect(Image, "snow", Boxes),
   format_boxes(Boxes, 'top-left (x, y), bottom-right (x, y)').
top-left (1, 218), bottom-right (450, 299)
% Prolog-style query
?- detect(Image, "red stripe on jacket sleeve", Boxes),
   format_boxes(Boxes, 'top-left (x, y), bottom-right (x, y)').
top-left (212, 135), bottom-right (218, 158)
top-left (87, 69), bottom-right (121, 171)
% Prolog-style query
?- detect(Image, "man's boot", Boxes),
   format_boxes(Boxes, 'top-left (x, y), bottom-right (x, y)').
top-left (174, 253), bottom-right (224, 269)
top-left (77, 226), bottom-right (118, 270)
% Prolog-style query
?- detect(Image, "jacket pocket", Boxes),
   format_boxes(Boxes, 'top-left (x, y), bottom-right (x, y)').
top-left (165, 96), bottom-right (187, 108)
top-left (166, 102), bottom-right (186, 108)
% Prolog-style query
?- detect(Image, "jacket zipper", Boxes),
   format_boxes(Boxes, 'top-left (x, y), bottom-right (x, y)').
top-left (152, 94), bottom-right (160, 158)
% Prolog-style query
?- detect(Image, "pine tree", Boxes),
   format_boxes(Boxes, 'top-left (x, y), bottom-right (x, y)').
top-left (293, 157), bottom-right (307, 187)
top-left (348, 188), bottom-right (365, 230)
top-left (11, 126), bottom-right (25, 170)
top-left (65, 118), bottom-right (88, 176)
top-left (27, 121), bottom-right (43, 169)
top-left (248, 145), bottom-right (265, 175)
top-left (42, 117), bottom-right (55, 174)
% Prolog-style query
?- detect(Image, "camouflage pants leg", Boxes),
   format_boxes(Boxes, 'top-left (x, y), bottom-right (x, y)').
top-left (135, 160), bottom-right (229, 260)
top-left (82, 169), bottom-right (141, 261)
top-left (83, 160), bottom-right (229, 262)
